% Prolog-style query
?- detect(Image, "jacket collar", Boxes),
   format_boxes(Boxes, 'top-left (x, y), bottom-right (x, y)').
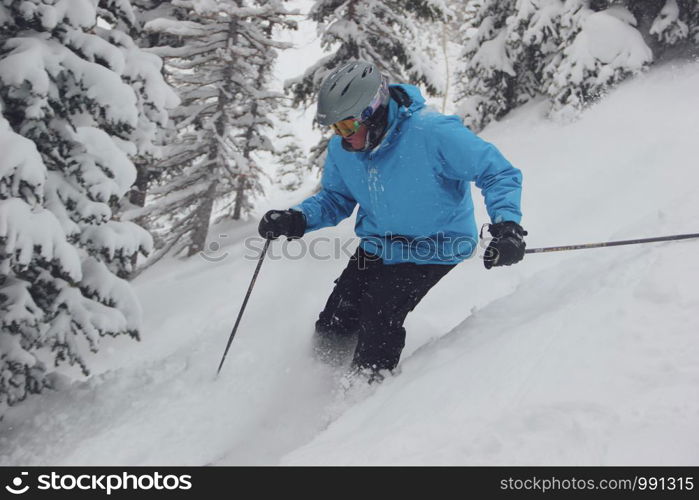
top-left (364, 84), bottom-right (422, 158)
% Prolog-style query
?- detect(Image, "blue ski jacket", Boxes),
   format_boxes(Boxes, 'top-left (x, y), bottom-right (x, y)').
top-left (293, 84), bottom-right (523, 265)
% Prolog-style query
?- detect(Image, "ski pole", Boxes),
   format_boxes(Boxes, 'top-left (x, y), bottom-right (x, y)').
top-left (216, 238), bottom-right (271, 376)
top-left (525, 232), bottom-right (699, 254)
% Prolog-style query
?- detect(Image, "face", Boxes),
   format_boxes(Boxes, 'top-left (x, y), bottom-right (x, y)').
top-left (345, 123), bottom-right (368, 150)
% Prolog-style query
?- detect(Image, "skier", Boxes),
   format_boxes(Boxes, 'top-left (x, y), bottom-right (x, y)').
top-left (259, 61), bottom-right (526, 382)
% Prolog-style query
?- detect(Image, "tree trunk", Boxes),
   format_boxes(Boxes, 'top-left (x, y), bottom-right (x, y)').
top-left (441, 23), bottom-right (450, 114)
top-left (187, 180), bottom-right (217, 257)
top-left (232, 174), bottom-right (246, 220)
top-left (128, 161), bottom-right (149, 271)
top-left (129, 161), bottom-right (149, 209)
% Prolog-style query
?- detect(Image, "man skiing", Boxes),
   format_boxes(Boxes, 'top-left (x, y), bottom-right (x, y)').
top-left (259, 61), bottom-right (526, 382)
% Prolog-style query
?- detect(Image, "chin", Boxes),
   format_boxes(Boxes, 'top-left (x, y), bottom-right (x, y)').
top-left (342, 138), bottom-right (367, 152)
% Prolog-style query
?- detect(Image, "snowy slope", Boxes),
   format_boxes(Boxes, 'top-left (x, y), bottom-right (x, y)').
top-left (1, 60), bottom-right (698, 466)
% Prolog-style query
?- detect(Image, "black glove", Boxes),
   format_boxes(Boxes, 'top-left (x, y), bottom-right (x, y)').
top-left (483, 221), bottom-right (527, 269)
top-left (258, 209), bottom-right (306, 240)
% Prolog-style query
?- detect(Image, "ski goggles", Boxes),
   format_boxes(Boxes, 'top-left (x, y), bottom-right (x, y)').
top-left (332, 118), bottom-right (362, 137)
top-left (330, 77), bottom-right (390, 138)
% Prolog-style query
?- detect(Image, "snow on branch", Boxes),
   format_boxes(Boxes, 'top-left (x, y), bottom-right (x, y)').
top-left (0, 198), bottom-right (82, 281)
top-left (0, 114), bottom-right (45, 203)
top-left (0, 37), bottom-right (138, 127)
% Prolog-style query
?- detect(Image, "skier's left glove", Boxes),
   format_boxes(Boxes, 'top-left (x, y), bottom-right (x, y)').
top-left (482, 221), bottom-right (527, 269)
top-left (258, 209), bottom-right (306, 240)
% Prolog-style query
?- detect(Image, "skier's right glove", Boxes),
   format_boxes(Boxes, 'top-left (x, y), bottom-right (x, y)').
top-left (258, 209), bottom-right (306, 240)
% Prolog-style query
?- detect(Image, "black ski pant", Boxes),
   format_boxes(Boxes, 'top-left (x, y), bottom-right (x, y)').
top-left (313, 246), bottom-right (455, 372)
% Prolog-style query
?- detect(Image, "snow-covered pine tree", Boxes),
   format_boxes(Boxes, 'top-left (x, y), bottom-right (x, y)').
top-left (284, 0), bottom-right (447, 170)
top-left (649, 0), bottom-right (689, 45)
top-left (0, 0), bottom-right (173, 411)
top-left (454, 0), bottom-right (519, 132)
top-left (143, 0), bottom-right (294, 261)
top-left (276, 142), bottom-right (306, 191)
top-left (439, 0), bottom-right (471, 114)
top-left (0, 111), bottom-right (75, 411)
top-left (100, 1), bottom-right (179, 254)
top-left (227, 8), bottom-right (296, 221)
top-left (544, 2), bottom-right (654, 120)
top-left (644, 0), bottom-right (698, 49)
top-left (455, 0), bottom-right (698, 129)
top-left (457, 0), bottom-right (594, 130)
top-left (274, 108), bottom-right (308, 192)
top-left (287, 0), bottom-right (446, 106)
top-left (508, 1), bottom-right (567, 111)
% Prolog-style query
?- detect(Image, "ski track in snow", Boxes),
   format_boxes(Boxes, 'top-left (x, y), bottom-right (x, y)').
top-left (1, 60), bottom-right (699, 465)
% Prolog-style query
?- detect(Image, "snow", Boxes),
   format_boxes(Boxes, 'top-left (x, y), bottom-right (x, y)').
top-left (74, 126), bottom-right (137, 199)
top-left (0, 198), bottom-right (82, 280)
top-left (44, 171), bottom-right (110, 233)
top-left (575, 8), bottom-right (652, 67)
top-left (651, 0), bottom-right (681, 36)
top-left (286, 242), bottom-right (699, 464)
top-left (0, 331), bottom-right (36, 367)
top-left (0, 115), bottom-right (45, 200)
top-left (547, 6), bottom-right (654, 121)
top-left (0, 38), bottom-right (53, 97)
top-left (472, 29), bottom-right (516, 77)
top-left (0, 36), bottom-right (139, 127)
top-left (516, 0), bottom-right (564, 46)
top-left (31, 0), bottom-right (98, 31)
top-left (1, 57), bottom-right (698, 465)
top-left (144, 18), bottom-right (212, 37)
top-left (63, 29), bottom-right (126, 73)
top-left (80, 258), bottom-right (144, 332)
top-left (650, 0), bottom-right (689, 45)
top-left (80, 221), bottom-right (153, 261)
top-left (108, 29), bottom-right (180, 122)
top-left (0, 278), bottom-right (41, 338)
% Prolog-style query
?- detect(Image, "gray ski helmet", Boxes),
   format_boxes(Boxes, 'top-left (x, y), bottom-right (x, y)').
top-left (316, 61), bottom-right (383, 126)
